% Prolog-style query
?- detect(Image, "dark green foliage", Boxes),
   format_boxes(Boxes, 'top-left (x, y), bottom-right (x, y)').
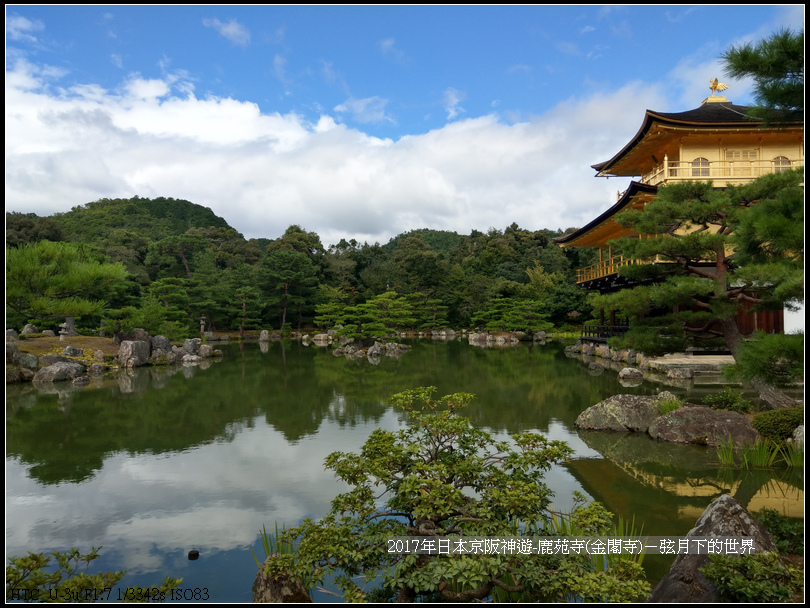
top-left (185, 226), bottom-right (263, 269)
top-left (722, 28), bottom-right (804, 124)
top-left (700, 552), bottom-right (802, 602)
top-left (259, 249), bottom-right (320, 329)
top-left (6, 241), bottom-right (130, 324)
top-left (6, 212), bottom-right (66, 247)
top-left (392, 236), bottom-right (448, 296)
top-left (53, 196), bottom-right (231, 244)
top-left (226, 264), bottom-right (264, 336)
top-left (145, 234), bottom-right (209, 279)
top-left (729, 169), bottom-right (804, 311)
top-left (470, 297), bottom-right (552, 334)
top-left (702, 388), bottom-right (753, 414)
top-left (5, 547), bottom-right (181, 603)
top-left (755, 508), bottom-right (804, 554)
top-left (339, 291), bottom-right (418, 339)
top-left (6, 194), bottom-right (589, 334)
top-left (543, 282), bottom-right (592, 327)
top-left (382, 228), bottom-right (463, 255)
top-left (752, 407), bottom-right (804, 443)
top-left (726, 331), bottom-right (804, 388)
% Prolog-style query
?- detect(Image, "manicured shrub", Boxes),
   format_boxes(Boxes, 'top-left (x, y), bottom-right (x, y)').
top-left (755, 508), bottom-right (804, 554)
top-left (700, 552), bottom-right (802, 602)
top-left (702, 387), bottom-right (752, 413)
top-left (752, 407), bottom-right (803, 443)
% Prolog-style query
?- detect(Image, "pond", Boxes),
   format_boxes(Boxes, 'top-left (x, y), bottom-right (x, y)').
top-left (6, 339), bottom-right (803, 602)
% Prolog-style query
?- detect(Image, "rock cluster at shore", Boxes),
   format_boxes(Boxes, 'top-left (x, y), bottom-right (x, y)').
top-left (6, 328), bottom-right (223, 385)
top-left (574, 393), bottom-right (761, 447)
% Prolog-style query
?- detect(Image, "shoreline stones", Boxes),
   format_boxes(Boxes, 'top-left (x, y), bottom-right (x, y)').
top-left (575, 393), bottom-right (762, 447)
top-left (7, 327), bottom-right (224, 386)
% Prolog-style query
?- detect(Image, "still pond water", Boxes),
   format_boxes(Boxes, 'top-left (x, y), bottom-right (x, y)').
top-left (6, 339), bottom-right (803, 602)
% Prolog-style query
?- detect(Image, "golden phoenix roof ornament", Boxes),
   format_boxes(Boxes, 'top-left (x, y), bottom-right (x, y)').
top-left (709, 78), bottom-right (729, 96)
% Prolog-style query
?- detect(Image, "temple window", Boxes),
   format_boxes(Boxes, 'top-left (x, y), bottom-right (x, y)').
top-left (773, 156), bottom-right (791, 173)
top-left (691, 157), bottom-right (709, 177)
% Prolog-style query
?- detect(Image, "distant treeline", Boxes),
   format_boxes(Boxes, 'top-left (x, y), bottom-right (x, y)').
top-left (6, 197), bottom-right (596, 338)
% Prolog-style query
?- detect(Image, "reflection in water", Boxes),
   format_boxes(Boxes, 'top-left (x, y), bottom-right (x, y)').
top-left (5, 340), bottom-right (802, 601)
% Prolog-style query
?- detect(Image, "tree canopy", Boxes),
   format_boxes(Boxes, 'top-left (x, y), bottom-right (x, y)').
top-left (722, 28), bottom-right (804, 123)
top-left (6, 241), bottom-right (129, 328)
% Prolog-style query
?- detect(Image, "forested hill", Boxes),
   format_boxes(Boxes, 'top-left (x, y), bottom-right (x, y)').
top-left (6, 196), bottom-right (597, 335)
top-left (52, 196), bottom-right (232, 243)
top-left (382, 228), bottom-right (464, 254)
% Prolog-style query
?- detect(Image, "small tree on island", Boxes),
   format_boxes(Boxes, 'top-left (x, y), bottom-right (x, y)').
top-left (262, 388), bottom-right (650, 602)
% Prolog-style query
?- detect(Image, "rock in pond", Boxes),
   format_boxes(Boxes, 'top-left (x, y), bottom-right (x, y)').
top-left (648, 494), bottom-right (777, 603)
top-left (648, 405), bottom-right (760, 447)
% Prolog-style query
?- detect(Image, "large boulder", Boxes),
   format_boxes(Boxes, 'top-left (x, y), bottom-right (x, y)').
top-left (33, 361), bottom-right (86, 383)
top-left (21, 324), bottom-right (39, 335)
top-left (6, 341), bottom-right (20, 365)
top-left (183, 338), bottom-right (201, 355)
top-left (7, 366), bottom-right (35, 384)
top-left (648, 494), bottom-right (777, 603)
top-left (117, 341), bottom-right (150, 368)
top-left (574, 394), bottom-right (662, 432)
top-left (648, 405), bottom-right (760, 446)
top-left (16, 352), bottom-right (39, 371)
top-left (252, 554), bottom-right (312, 603)
top-left (151, 349), bottom-right (177, 364)
top-left (151, 335), bottom-right (172, 352)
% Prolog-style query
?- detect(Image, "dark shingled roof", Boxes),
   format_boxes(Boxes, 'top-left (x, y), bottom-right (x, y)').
top-left (648, 102), bottom-right (755, 124)
top-left (553, 181), bottom-right (657, 245)
top-left (591, 101), bottom-right (791, 173)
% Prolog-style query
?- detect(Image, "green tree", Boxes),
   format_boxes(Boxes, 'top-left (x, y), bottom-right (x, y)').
top-left (264, 388), bottom-right (650, 602)
top-left (259, 249), bottom-right (319, 329)
top-left (340, 291), bottom-right (417, 341)
top-left (107, 278), bottom-right (194, 339)
top-left (393, 236), bottom-right (446, 296)
top-left (5, 212), bottom-right (65, 247)
top-left (6, 241), bottom-right (129, 328)
top-left (589, 169), bottom-right (803, 409)
top-left (145, 234), bottom-right (208, 279)
top-left (722, 28), bottom-right (804, 124)
top-left (6, 546), bottom-right (181, 603)
top-left (226, 264), bottom-right (264, 337)
top-left (471, 297), bottom-right (552, 334)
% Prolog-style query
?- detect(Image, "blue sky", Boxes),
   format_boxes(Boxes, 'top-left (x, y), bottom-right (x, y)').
top-left (5, 5), bottom-right (804, 247)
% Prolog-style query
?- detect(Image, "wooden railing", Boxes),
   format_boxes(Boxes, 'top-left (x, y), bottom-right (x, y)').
top-left (579, 325), bottom-right (629, 341)
top-left (576, 255), bottom-right (640, 283)
top-left (641, 159), bottom-right (803, 187)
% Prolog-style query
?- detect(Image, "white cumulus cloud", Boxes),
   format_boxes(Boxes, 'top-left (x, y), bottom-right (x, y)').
top-left (6, 59), bottom-right (667, 249)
